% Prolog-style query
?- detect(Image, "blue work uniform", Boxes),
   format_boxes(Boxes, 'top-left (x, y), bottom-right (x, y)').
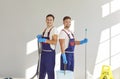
top-left (60, 29), bottom-right (75, 71)
top-left (39, 27), bottom-right (55, 79)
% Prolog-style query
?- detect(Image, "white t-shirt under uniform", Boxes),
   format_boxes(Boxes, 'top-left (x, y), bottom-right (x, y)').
top-left (42, 26), bottom-right (58, 50)
top-left (59, 29), bottom-right (74, 50)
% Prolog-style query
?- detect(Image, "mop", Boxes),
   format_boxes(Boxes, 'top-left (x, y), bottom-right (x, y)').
top-left (85, 28), bottom-right (87, 79)
top-left (30, 40), bottom-right (41, 79)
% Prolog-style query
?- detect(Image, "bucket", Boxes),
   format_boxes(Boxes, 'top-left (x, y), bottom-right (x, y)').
top-left (56, 70), bottom-right (74, 79)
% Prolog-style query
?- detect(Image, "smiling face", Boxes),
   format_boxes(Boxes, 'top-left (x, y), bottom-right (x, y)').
top-left (46, 16), bottom-right (54, 27)
top-left (46, 14), bottom-right (55, 27)
top-left (63, 16), bottom-right (71, 29)
top-left (63, 18), bottom-right (71, 29)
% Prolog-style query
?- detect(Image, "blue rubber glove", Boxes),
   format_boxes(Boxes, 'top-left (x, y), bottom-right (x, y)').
top-left (80, 38), bottom-right (88, 45)
top-left (61, 53), bottom-right (67, 64)
top-left (37, 34), bottom-right (42, 39)
top-left (38, 37), bottom-right (47, 43)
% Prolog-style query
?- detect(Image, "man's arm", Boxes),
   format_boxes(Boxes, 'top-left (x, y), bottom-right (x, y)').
top-left (75, 41), bottom-right (80, 45)
top-left (59, 39), bottom-right (65, 54)
top-left (46, 34), bottom-right (58, 45)
top-left (75, 38), bottom-right (88, 45)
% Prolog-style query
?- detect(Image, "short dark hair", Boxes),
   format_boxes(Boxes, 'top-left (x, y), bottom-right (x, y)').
top-left (63, 16), bottom-right (71, 21)
top-left (46, 14), bottom-right (55, 20)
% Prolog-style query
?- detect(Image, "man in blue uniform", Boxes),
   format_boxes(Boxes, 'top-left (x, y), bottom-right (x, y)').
top-left (37, 14), bottom-right (58, 79)
top-left (59, 16), bottom-right (88, 71)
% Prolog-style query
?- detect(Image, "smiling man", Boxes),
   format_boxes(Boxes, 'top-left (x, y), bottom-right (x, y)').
top-left (37, 14), bottom-right (58, 79)
top-left (59, 16), bottom-right (88, 71)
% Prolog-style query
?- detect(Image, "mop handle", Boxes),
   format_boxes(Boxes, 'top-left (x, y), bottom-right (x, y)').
top-left (30, 40), bottom-right (41, 79)
top-left (85, 28), bottom-right (87, 38)
top-left (85, 28), bottom-right (87, 79)
top-left (64, 64), bottom-right (67, 75)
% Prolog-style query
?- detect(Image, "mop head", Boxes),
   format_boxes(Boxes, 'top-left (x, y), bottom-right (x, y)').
top-left (56, 70), bottom-right (74, 79)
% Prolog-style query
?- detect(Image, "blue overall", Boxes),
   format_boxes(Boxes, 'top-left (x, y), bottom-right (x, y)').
top-left (60, 29), bottom-right (75, 71)
top-left (39, 27), bottom-right (55, 79)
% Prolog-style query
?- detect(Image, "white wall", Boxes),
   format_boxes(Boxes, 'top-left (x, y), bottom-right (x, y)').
top-left (0, 0), bottom-right (120, 79)
top-left (113, 67), bottom-right (120, 79)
